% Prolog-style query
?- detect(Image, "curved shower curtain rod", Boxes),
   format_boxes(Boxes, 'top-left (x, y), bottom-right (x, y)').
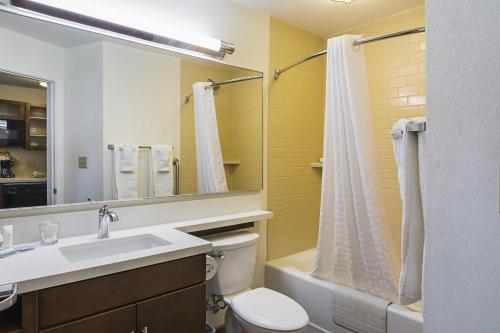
top-left (274, 26), bottom-right (426, 79)
top-left (184, 74), bottom-right (264, 103)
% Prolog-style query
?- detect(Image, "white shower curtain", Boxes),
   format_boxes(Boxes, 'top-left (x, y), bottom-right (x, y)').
top-left (313, 35), bottom-right (397, 300)
top-left (193, 82), bottom-right (228, 194)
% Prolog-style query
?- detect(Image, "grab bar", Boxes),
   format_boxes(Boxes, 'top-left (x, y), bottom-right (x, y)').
top-left (173, 158), bottom-right (180, 195)
top-left (0, 283), bottom-right (17, 312)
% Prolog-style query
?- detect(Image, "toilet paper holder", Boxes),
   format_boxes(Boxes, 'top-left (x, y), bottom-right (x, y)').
top-left (206, 255), bottom-right (218, 281)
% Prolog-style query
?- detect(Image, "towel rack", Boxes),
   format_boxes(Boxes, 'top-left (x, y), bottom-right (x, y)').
top-left (107, 145), bottom-right (181, 195)
top-left (406, 121), bottom-right (426, 132)
top-left (107, 144), bottom-right (165, 150)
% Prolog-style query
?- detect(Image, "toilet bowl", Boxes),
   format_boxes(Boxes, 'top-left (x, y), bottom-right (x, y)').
top-left (204, 232), bottom-right (309, 333)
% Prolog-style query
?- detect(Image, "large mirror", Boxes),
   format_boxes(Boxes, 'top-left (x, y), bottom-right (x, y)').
top-left (0, 10), bottom-right (263, 210)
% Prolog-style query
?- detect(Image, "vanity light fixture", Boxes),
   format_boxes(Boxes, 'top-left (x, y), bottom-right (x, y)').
top-left (0, 0), bottom-right (235, 59)
top-left (39, 81), bottom-right (47, 88)
top-left (331, 0), bottom-right (355, 4)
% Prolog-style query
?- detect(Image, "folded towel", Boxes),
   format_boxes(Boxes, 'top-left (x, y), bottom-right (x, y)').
top-left (118, 144), bottom-right (138, 172)
top-left (113, 144), bottom-right (138, 199)
top-left (332, 284), bottom-right (391, 333)
top-left (151, 145), bottom-right (172, 172)
top-left (391, 118), bottom-right (426, 305)
top-left (150, 145), bottom-right (174, 197)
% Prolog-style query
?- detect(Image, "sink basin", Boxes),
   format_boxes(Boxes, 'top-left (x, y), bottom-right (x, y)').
top-left (59, 234), bottom-right (171, 262)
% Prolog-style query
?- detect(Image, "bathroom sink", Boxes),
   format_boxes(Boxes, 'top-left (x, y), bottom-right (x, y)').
top-left (59, 234), bottom-right (171, 262)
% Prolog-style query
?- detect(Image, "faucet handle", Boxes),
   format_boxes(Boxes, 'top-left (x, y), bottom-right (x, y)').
top-left (109, 211), bottom-right (119, 223)
top-left (99, 204), bottom-right (109, 215)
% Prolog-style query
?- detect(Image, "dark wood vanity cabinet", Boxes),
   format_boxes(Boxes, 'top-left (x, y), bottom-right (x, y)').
top-left (39, 305), bottom-right (137, 333)
top-left (136, 284), bottom-right (206, 333)
top-left (1, 255), bottom-right (206, 333)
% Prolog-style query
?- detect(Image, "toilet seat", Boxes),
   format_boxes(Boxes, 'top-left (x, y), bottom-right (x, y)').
top-left (231, 288), bottom-right (309, 331)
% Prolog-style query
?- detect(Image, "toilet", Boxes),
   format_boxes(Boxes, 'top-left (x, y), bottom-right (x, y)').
top-left (205, 231), bottom-right (309, 333)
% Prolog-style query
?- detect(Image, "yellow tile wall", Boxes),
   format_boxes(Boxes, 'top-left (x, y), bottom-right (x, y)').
top-left (267, 8), bottom-right (425, 263)
top-left (229, 68), bottom-right (263, 191)
top-left (267, 18), bottom-right (326, 260)
top-left (345, 6), bottom-right (426, 270)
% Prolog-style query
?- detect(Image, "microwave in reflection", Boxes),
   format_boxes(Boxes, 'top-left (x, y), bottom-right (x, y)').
top-left (0, 119), bottom-right (25, 147)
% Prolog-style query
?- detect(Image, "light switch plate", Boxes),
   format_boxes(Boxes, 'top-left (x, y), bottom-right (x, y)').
top-left (78, 156), bottom-right (87, 169)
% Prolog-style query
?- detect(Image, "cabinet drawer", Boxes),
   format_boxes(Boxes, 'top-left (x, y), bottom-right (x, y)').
top-left (137, 283), bottom-right (206, 333)
top-left (40, 304), bottom-right (136, 333)
top-left (38, 255), bottom-right (205, 329)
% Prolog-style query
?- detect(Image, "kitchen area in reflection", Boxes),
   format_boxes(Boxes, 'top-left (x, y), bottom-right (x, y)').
top-left (0, 72), bottom-right (47, 209)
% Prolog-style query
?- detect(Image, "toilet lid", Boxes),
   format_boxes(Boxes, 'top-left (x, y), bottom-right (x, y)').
top-left (231, 288), bottom-right (309, 331)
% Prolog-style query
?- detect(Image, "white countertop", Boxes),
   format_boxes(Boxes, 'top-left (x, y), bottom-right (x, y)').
top-left (0, 225), bottom-right (211, 293)
top-left (0, 177), bottom-right (47, 184)
top-left (0, 210), bottom-right (272, 293)
top-left (171, 210), bottom-right (273, 233)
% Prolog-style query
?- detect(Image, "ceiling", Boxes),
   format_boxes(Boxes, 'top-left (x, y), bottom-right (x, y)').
top-left (0, 12), bottom-right (103, 48)
top-left (232, 0), bottom-right (424, 37)
top-left (0, 72), bottom-right (45, 90)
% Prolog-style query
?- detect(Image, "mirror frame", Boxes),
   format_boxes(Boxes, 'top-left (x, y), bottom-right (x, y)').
top-left (0, 5), bottom-right (264, 218)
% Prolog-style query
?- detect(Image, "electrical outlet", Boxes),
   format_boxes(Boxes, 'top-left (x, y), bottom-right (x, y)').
top-left (78, 156), bottom-right (87, 169)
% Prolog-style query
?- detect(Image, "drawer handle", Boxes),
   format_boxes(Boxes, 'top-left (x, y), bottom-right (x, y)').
top-left (141, 326), bottom-right (148, 333)
top-left (0, 283), bottom-right (17, 312)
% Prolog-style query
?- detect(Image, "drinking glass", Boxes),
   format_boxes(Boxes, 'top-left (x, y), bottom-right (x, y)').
top-left (39, 221), bottom-right (60, 245)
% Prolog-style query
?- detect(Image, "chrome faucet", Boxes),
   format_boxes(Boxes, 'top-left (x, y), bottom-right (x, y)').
top-left (98, 205), bottom-right (119, 239)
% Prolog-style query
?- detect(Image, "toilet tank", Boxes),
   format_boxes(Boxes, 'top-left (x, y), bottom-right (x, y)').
top-left (204, 231), bottom-right (260, 296)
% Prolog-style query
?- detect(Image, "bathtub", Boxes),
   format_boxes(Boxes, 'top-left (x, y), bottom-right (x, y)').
top-left (265, 249), bottom-right (423, 333)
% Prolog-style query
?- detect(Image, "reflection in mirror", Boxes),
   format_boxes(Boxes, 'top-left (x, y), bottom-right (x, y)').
top-left (0, 10), bottom-right (263, 210)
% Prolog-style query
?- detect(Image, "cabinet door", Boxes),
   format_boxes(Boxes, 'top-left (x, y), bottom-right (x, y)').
top-left (0, 99), bottom-right (25, 120)
top-left (40, 304), bottom-right (136, 333)
top-left (137, 283), bottom-right (206, 333)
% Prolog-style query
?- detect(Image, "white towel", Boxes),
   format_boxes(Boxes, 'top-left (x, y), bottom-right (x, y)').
top-left (118, 144), bottom-right (138, 172)
top-left (150, 145), bottom-right (174, 197)
top-left (391, 118), bottom-right (426, 305)
top-left (332, 284), bottom-right (391, 333)
top-left (113, 144), bottom-right (139, 200)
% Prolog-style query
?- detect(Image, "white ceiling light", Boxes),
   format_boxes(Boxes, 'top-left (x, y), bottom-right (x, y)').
top-left (2, 0), bottom-right (235, 59)
top-left (39, 81), bottom-right (47, 88)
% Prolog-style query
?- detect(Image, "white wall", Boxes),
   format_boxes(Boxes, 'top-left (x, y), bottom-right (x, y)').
top-left (102, 42), bottom-right (181, 200)
top-left (424, 2), bottom-right (500, 333)
top-left (65, 41), bottom-right (181, 202)
top-left (0, 26), bottom-right (65, 203)
top-left (64, 42), bottom-right (104, 203)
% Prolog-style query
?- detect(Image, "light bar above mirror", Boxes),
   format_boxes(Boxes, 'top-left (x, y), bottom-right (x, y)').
top-left (0, 0), bottom-right (235, 60)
